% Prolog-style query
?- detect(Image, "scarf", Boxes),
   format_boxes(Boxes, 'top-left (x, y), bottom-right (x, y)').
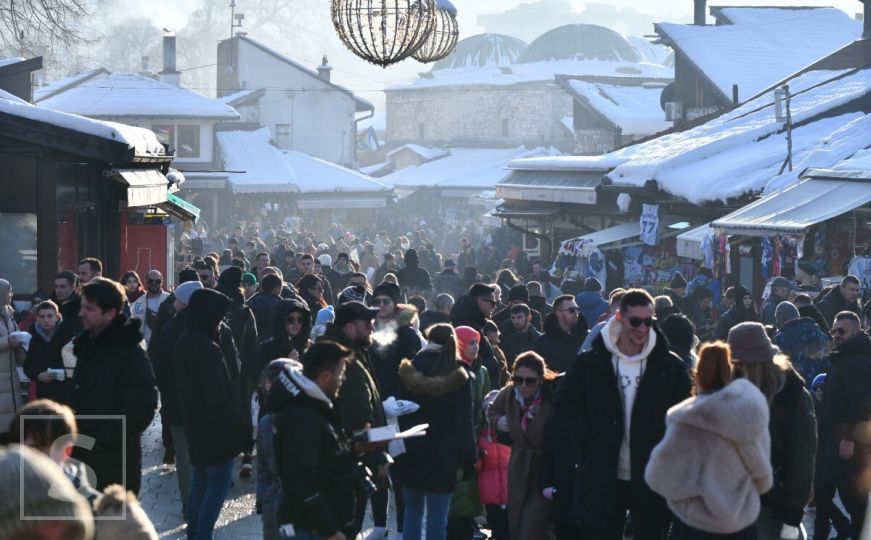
top-left (514, 387), bottom-right (542, 430)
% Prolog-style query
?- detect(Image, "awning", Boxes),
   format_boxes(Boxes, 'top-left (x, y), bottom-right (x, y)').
top-left (114, 169), bottom-right (169, 207)
top-left (482, 209), bottom-right (502, 228)
top-left (157, 193), bottom-right (201, 223)
top-left (712, 176), bottom-right (871, 236)
top-left (492, 206), bottom-right (562, 219)
top-left (577, 221), bottom-right (641, 248)
top-left (297, 197), bottom-right (388, 210)
top-left (496, 169), bottom-right (599, 205)
top-left (676, 223), bottom-right (713, 260)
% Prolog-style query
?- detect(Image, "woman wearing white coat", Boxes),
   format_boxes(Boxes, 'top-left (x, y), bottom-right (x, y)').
top-left (646, 342), bottom-right (773, 539)
top-left (0, 279), bottom-right (24, 444)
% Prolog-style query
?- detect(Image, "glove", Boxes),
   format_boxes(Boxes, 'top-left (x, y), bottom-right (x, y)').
top-left (779, 524), bottom-right (800, 540)
top-left (496, 415), bottom-right (509, 432)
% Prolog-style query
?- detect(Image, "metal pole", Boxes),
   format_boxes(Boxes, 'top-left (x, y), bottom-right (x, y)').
top-left (229, 0), bottom-right (236, 39)
top-left (785, 84), bottom-right (793, 172)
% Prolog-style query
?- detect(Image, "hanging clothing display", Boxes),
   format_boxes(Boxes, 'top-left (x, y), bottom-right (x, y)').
top-left (848, 255), bottom-right (871, 291)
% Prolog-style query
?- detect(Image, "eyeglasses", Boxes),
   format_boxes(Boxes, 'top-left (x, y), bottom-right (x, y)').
top-left (511, 375), bottom-right (540, 387)
top-left (831, 327), bottom-right (848, 336)
top-left (372, 297), bottom-right (392, 306)
top-left (558, 306), bottom-right (580, 314)
top-left (147, 279), bottom-right (162, 284)
top-left (628, 316), bottom-right (656, 328)
top-left (287, 315), bottom-right (304, 324)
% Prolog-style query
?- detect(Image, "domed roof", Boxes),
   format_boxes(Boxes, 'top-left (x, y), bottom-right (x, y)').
top-left (432, 33), bottom-right (528, 71)
top-left (519, 24), bottom-right (640, 64)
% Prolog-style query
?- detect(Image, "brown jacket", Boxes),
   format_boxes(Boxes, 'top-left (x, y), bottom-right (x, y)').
top-left (488, 383), bottom-right (554, 540)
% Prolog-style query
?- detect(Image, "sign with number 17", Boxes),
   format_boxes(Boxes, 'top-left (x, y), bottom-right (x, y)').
top-left (640, 204), bottom-right (660, 246)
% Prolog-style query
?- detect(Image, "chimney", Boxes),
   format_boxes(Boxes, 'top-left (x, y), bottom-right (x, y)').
top-left (159, 35), bottom-right (181, 87)
top-left (317, 55), bottom-right (332, 82)
top-left (694, 0), bottom-right (706, 25)
top-left (863, 0), bottom-right (870, 39)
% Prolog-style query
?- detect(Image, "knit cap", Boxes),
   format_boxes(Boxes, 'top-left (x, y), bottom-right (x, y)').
top-left (774, 301), bottom-right (800, 328)
top-left (727, 322), bottom-right (779, 364)
top-left (0, 445), bottom-right (93, 539)
top-left (508, 284), bottom-right (529, 302)
top-left (217, 266), bottom-right (243, 290)
top-left (315, 304), bottom-right (336, 326)
top-left (373, 282), bottom-right (401, 304)
top-left (583, 277), bottom-right (603, 292)
top-left (174, 281), bottom-right (203, 305)
top-left (318, 254), bottom-right (332, 267)
top-left (241, 273), bottom-right (258, 286)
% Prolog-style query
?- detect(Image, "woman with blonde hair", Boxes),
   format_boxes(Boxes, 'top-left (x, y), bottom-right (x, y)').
top-left (646, 342), bottom-right (772, 538)
top-left (727, 322), bottom-right (816, 540)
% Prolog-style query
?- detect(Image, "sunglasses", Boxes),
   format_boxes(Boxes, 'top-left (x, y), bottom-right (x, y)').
top-left (287, 315), bottom-right (304, 324)
top-left (512, 375), bottom-right (540, 387)
top-left (372, 297), bottom-right (393, 306)
top-left (831, 328), bottom-right (848, 336)
top-left (628, 316), bottom-right (656, 328)
top-left (147, 279), bottom-right (162, 284)
top-left (559, 306), bottom-right (580, 314)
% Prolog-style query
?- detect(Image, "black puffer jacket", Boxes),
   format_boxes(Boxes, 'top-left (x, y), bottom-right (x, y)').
top-left (762, 367), bottom-right (817, 527)
top-left (816, 287), bottom-right (861, 328)
top-left (71, 315), bottom-right (157, 490)
top-left (554, 326), bottom-right (691, 530)
top-left (257, 299), bottom-right (312, 376)
top-left (249, 291), bottom-right (285, 344)
top-left (821, 333), bottom-right (871, 462)
top-left (23, 322), bottom-right (72, 405)
top-left (394, 351), bottom-right (476, 493)
top-left (715, 304), bottom-right (759, 340)
top-left (370, 305), bottom-right (424, 398)
top-left (270, 362), bottom-right (358, 538)
top-left (174, 290), bottom-right (247, 466)
top-left (498, 322), bottom-right (541, 365)
top-left (532, 313), bottom-right (588, 373)
top-left (451, 295), bottom-right (502, 385)
top-left (396, 250), bottom-right (432, 294)
top-left (217, 285), bottom-right (259, 389)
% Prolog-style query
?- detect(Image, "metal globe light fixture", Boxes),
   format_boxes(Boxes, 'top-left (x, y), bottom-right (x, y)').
top-left (331, 0), bottom-right (437, 67)
top-left (412, 0), bottom-right (458, 63)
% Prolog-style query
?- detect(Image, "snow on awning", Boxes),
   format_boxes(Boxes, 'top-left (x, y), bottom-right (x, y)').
top-left (676, 223), bottom-right (713, 260)
top-left (114, 169), bottom-right (169, 207)
top-left (569, 222), bottom-right (641, 251)
top-left (712, 176), bottom-right (871, 236)
top-left (496, 169), bottom-right (600, 205)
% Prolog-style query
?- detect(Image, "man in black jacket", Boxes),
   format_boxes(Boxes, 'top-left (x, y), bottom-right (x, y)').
top-left (499, 304), bottom-right (541, 365)
top-left (451, 283), bottom-right (506, 387)
top-left (492, 284), bottom-right (543, 332)
top-left (174, 288), bottom-right (248, 539)
top-left (272, 342), bottom-right (357, 540)
top-left (552, 289), bottom-right (691, 539)
top-left (821, 310), bottom-right (871, 538)
top-left (249, 274), bottom-right (285, 343)
top-left (71, 278), bottom-right (158, 495)
top-left (432, 259), bottom-right (463, 299)
top-left (396, 249), bottom-right (432, 296)
top-left (816, 275), bottom-right (862, 327)
top-left (532, 295), bottom-right (588, 373)
top-left (52, 270), bottom-right (82, 340)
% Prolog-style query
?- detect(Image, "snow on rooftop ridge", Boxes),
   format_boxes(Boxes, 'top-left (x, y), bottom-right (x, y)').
top-left (383, 146), bottom-right (563, 189)
top-left (33, 69), bottom-right (108, 103)
top-left (657, 8), bottom-right (860, 101)
top-left (716, 6), bottom-right (849, 26)
top-left (217, 128), bottom-right (299, 194)
top-left (0, 58), bottom-right (25, 68)
top-left (628, 37), bottom-right (672, 66)
top-left (38, 73), bottom-right (240, 119)
top-left (280, 151), bottom-right (389, 193)
top-left (386, 144), bottom-right (449, 162)
top-left (218, 88), bottom-right (261, 105)
top-left (566, 79), bottom-right (673, 134)
top-left (832, 146), bottom-right (871, 173)
top-left (0, 90), bottom-right (164, 156)
top-left (508, 154), bottom-right (629, 171)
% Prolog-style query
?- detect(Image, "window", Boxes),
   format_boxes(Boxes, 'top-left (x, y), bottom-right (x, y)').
top-left (177, 125), bottom-right (200, 158)
top-left (274, 124), bottom-right (290, 150)
top-left (501, 118), bottom-right (510, 137)
top-left (151, 125), bottom-right (175, 150)
top-left (418, 123), bottom-right (425, 139)
top-left (0, 213), bottom-right (38, 294)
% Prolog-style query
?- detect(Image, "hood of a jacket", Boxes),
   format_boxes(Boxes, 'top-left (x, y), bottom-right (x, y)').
top-left (271, 299), bottom-right (312, 342)
top-left (542, 312), bottom-right (584, 340)
top-left (73, 314), bottom-right (143, 356)
top-left (398, 356), bottom-right (469, 397)
top-left (667, 379), bottom-right (769, 444)
top-left (831, 331), bottom-right (871, 362)
top-left (576, 291), bottom-right (606, 310)
top-left (404, 249), bottom-right (420, 269)
top-left (186, 289), bottom-right (231, 335)
top-left (450, 295), bottom-right (485, 328)
top-left (601, 315), bottom-right (657, 362)
top-left (267, 360), bottom-right (332, 413)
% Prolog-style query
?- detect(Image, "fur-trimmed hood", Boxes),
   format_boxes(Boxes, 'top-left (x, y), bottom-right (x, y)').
top-left (391, 304), bottom-right (419, 329)
top-left (398, 356), bottom-right (469, 397)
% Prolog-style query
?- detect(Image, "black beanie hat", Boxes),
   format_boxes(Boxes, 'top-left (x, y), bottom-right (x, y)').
top-left (508, 284), bottom-right (529, 302)
top-left (179, 267), bottom-right (199, 284)
top-left (373, 282), bottom-right (401, 304)
top-left (218, 266), bottom-right (243, 289)
top-left (670, 272), bottom-right (688, 289)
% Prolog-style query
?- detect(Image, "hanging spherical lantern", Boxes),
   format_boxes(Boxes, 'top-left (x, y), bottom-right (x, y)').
top-left (412, 0), bottom-right (458, 63)
top-left (331, 0), bottom-right (437, 68)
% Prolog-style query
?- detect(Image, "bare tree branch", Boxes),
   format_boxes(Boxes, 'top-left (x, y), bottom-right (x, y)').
top-left (0, 0), bottom-right (89, 55)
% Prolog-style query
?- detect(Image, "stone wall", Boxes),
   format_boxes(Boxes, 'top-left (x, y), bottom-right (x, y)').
top-left (575, 127), bottom-right (618, 155)
top-left (385, 82), bottom-right (575, 150)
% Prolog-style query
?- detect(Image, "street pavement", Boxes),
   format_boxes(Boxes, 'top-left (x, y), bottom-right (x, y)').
top-left (139, 415), bottom-right (824, 539)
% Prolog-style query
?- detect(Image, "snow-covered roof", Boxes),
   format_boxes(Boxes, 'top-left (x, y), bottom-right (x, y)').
top-left (0, 89), bottom-right (164, 157)
top-left (519, 24), bottom-right (640, 64)
top-left (33, 68), bottom-right (109, 102)
top-left (832, 146), bottom-right (871, 173)
top-left (508, 68), bottom-right (871, 204)
top-left (37, 73), bottom-right (240, 119)
top-left (382, 146), bottom-right (563, 189)
top-left (217, 88), bottom-right (263, 106)
top-left (432, 33), bottom-right (527, 71)
top-left (655, 7), bottom-right (861, 102)
top-left (0, 58), bottom-right (25, 69)
top-left (386, 144), bottom-right (449, 162)
top-left (562, 79), bottom-right (672, 134)
top-left (217, 128), bottom-right (387, 194)
top-left (628, 37), bottom-right (672, 66)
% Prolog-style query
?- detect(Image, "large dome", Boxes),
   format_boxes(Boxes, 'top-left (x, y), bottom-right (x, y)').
top-left (518, 24), bottom-right (640, 64)
top-left (432, 33), bottom-right (528, 71)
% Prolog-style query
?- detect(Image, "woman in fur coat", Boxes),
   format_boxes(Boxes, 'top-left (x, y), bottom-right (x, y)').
top-left (646, 342), bottom-right (773, 539)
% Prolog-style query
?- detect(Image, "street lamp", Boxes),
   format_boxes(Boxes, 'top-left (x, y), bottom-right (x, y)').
top-left (412, 0), bottom-right (459, 63)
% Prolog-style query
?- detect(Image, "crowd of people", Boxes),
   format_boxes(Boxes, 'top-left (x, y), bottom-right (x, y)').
top-left (1, 220), bottom-right (871, 540)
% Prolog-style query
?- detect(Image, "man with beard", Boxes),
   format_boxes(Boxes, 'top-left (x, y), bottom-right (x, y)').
top-left (499, 304), bottom-right (542, 365)
top-left (533, 295), bottom-right (588, 373)
top-left (318, 301), bottom-right (388, 538)
top-left (130, 269), bottom-right (170, 345)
